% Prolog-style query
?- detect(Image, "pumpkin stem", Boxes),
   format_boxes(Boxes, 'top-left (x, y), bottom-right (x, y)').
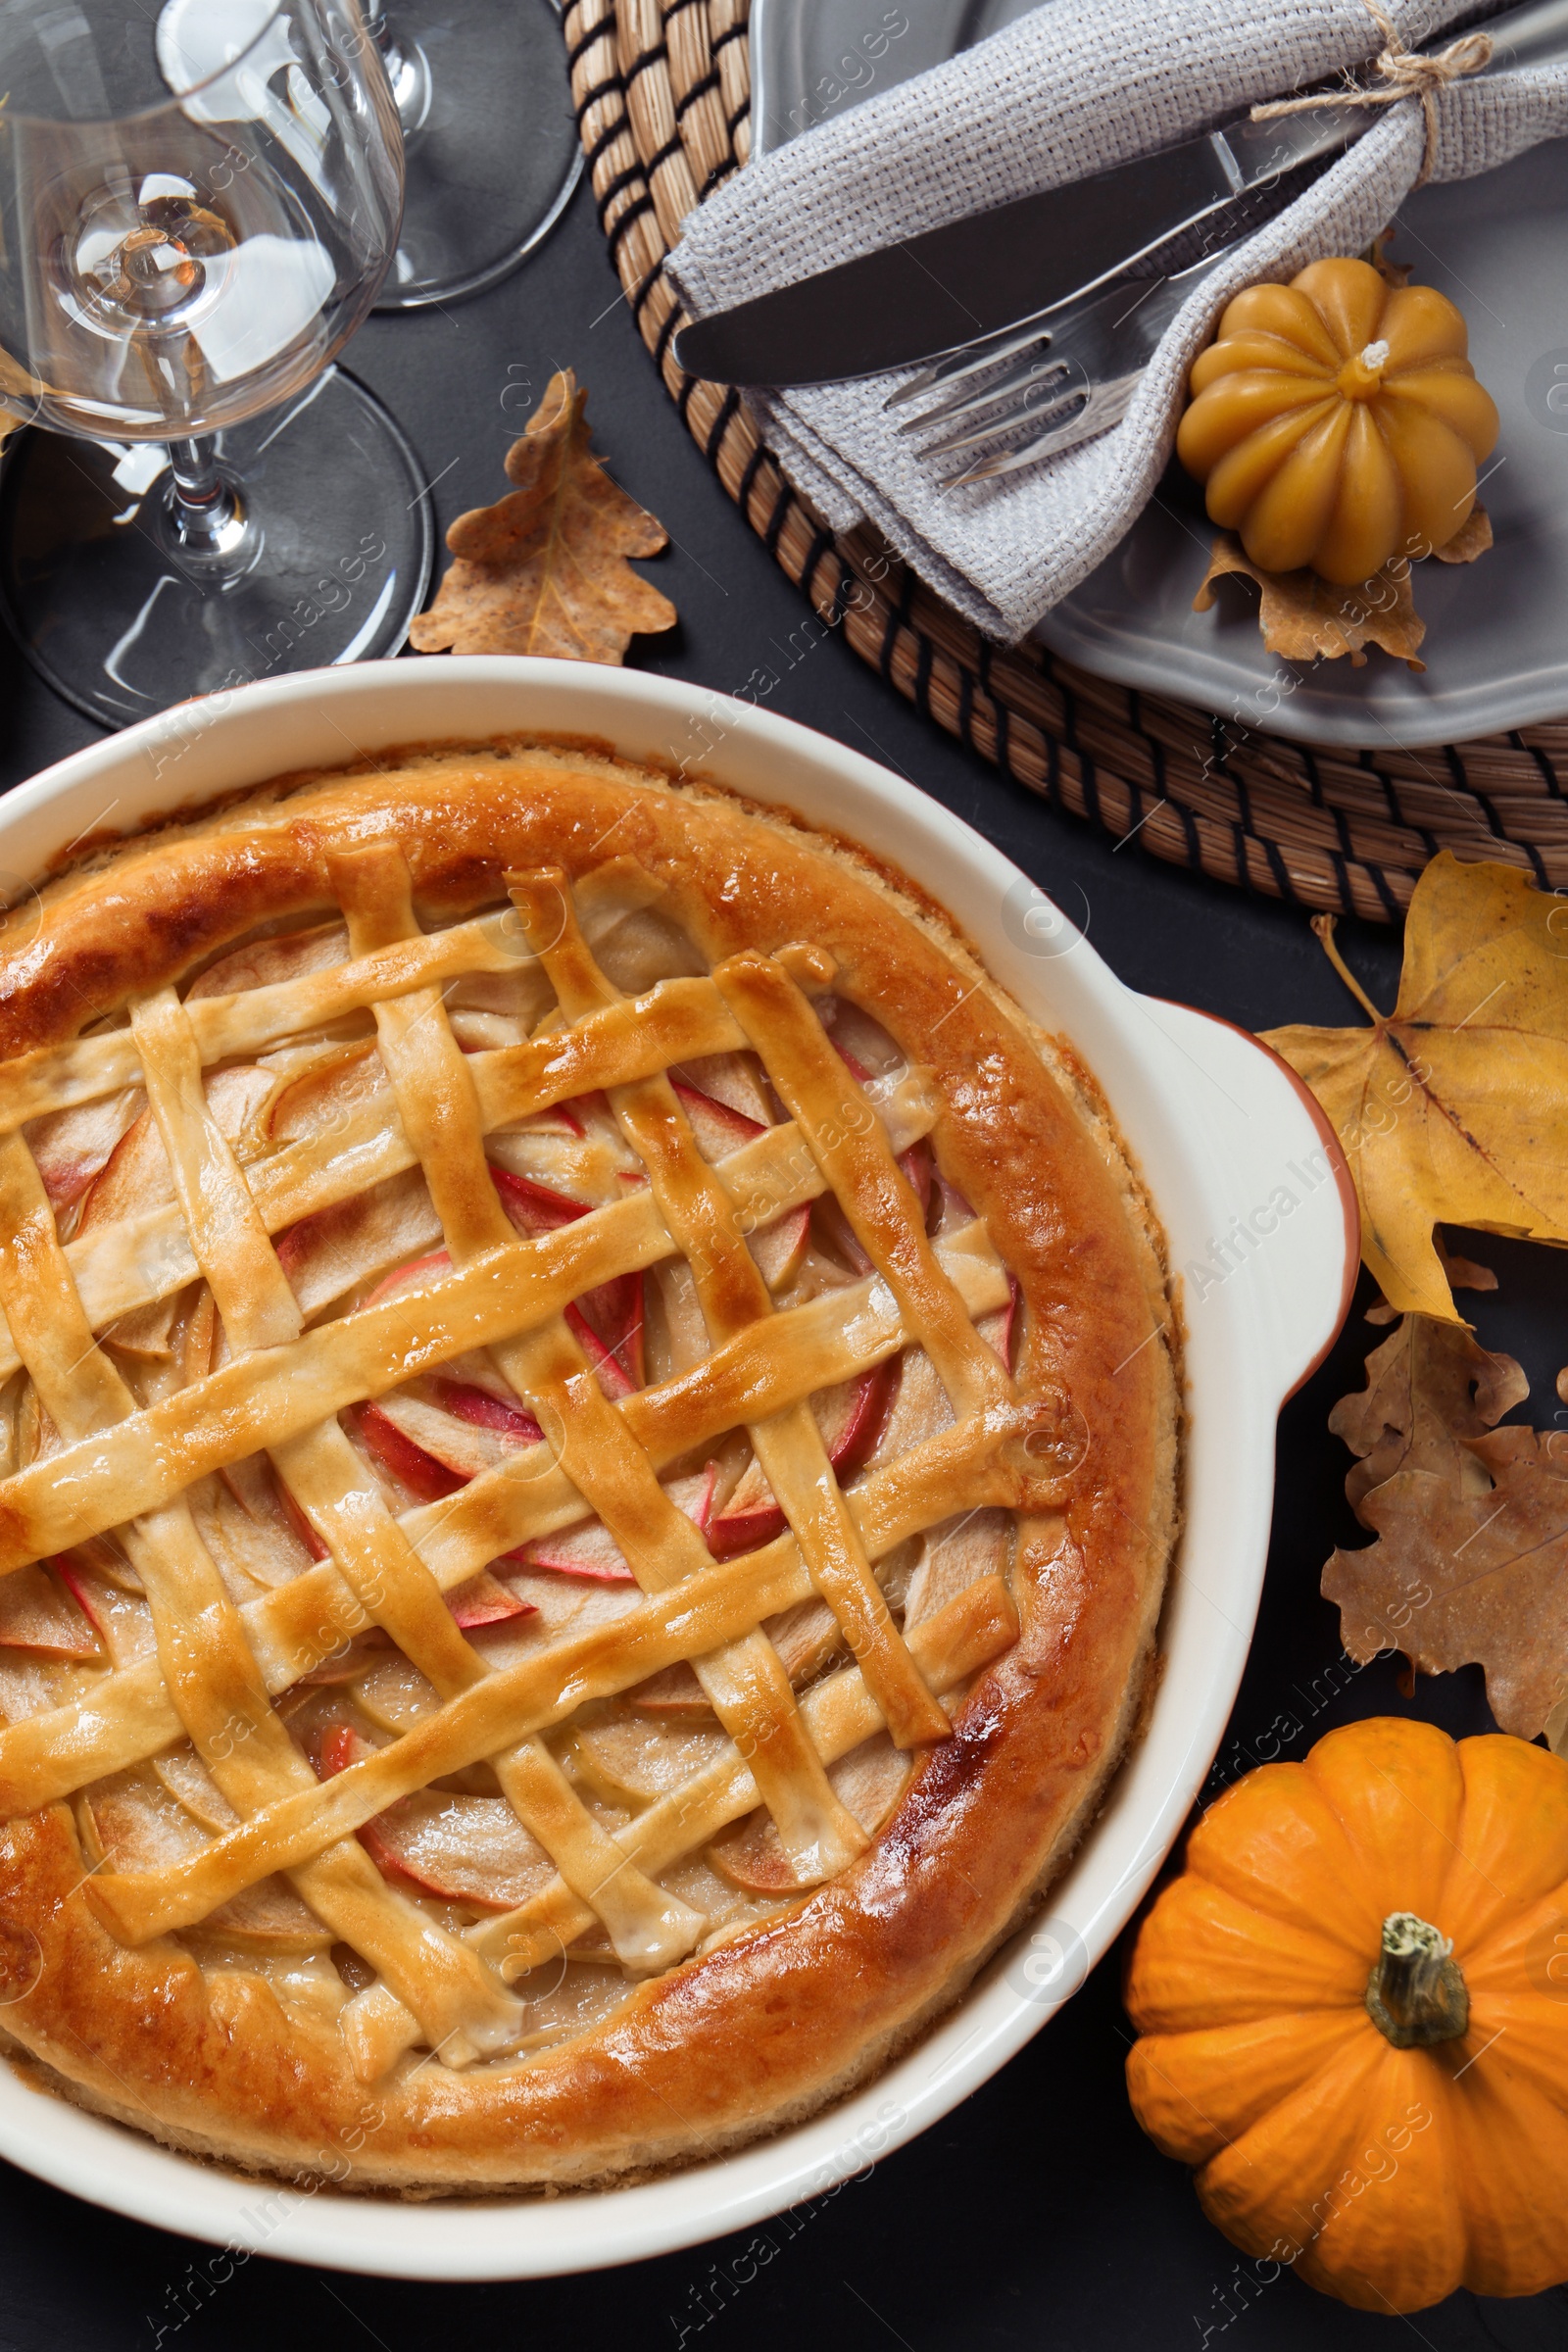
top-left (1365, 1911), bottom-right (1469, 2049)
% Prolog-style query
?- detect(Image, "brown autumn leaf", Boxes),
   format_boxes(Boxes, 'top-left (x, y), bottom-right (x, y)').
top-left (1194, 533), bottom-right (1426, 668)
top-left (1368, 228), bottom-right (1413, 289)
top-left (1329, 1305), bottom-right (1527, 1513)
top-left (1324, 1313), bottom-right (1568, 1739)
top-left (410, 368), bottom-right (675, 662)
top-left (1261, 852), bottom-right (1568, 1323)
top-left (1433, 503), bottom-right (1494, 564)
top-left (1192, 511), bottom-right (1491, 669)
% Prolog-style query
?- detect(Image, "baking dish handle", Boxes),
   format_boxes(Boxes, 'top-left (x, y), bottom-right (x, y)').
top-left (1145, 999), bottom-right (1361, 1406)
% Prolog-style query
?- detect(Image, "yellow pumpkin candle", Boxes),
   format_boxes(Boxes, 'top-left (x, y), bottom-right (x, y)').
top-left (1177, 258), bottom-right (1498, 585)
top-left (1125, 1718), bottom-right (1568, 2312)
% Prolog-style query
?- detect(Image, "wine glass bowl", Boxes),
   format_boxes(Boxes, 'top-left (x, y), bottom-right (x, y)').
top-left (5, 0), bottom-right (403, 442)
top-left (0, 0), bottom-right (434, 727)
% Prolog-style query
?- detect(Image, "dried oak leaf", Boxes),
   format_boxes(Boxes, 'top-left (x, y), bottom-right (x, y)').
top-left (410, 368), bottom-right (675, 662)
top-left (1329, 1309), bottom-right (1527, 1513)
top-left (1324, 1313), bottom-right (1568, 1738)
top-left (1193, 514), bottom-right (1491, 669)
top-left (1261, 851), bottom-right (1568, 1323)
top-left (1368, 228), bottom-right (1413, 289)
top-left (1433, 503), bottom-right (1494, 565)
top-left (1194, 533), bottom-right (1426, 668)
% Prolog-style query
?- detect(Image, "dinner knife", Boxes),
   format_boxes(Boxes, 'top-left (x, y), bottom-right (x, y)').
top-left (673, 0), bottom-right (1568, 388)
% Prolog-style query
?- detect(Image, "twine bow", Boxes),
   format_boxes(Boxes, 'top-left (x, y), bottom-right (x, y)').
top-left (1250, 1), bottom-right (1493, 186)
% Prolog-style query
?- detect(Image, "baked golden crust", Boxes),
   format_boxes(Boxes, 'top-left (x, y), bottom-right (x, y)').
top-left (0, 739), bottom-right (1177, 2191)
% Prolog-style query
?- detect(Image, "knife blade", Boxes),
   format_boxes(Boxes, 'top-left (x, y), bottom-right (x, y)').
top-left (672, 109), bottom-right (1358, 386)
top-left (673, 0), bottom-right (1568, 389)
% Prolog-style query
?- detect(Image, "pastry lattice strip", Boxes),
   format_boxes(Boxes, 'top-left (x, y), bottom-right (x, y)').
top-left (0, 972), bottom-right (752, 1381)
top-left (345, 1569), bottom-right (1022, 2077)
top-left (0, 1122), bottom-right (520, 2063)
top-left (315, 848), bottom-right (705, 1975)
top-left (0, 1229), bottom-right (1009, 1810)
top-left (0, 850), bottom-right (1046, 2059)
top-left (89, 1395), bottom-right (1041, 1945)
top-left (331, 847), bottom-right (888, 1890)
top-left (0, 1086), bottom-right (942, 1562)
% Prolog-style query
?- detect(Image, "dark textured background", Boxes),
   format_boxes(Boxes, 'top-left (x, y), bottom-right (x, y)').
top-left (0, 99), bottom-right (1563, 2352)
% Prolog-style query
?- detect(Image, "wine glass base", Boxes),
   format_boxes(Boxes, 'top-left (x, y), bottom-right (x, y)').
top-left (0, 369), bottom-right (435, 732)
top-left (373, 0), bottom-right (583, 309)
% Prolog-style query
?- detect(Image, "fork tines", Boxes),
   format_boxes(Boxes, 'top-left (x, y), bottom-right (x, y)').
top-left (889, 248), bottom-right (1235, 487)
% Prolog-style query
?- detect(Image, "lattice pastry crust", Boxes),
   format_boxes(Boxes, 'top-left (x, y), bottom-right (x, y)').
top-left (0, 740), bottom-right (1177, 2192)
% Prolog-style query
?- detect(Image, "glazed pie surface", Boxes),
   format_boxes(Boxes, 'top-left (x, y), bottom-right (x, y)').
top-left (0, 741), bottom-right (1176, 2191)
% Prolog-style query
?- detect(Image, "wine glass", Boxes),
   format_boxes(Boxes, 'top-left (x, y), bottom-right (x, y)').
top-left (0, 0), bottom-right (432, 729)
top-left (365, 0), bottom-right (582, 308)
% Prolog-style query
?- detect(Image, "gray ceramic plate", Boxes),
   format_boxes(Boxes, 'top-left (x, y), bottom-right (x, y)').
top-left (751, 0), bottom-right (1568, 749)
top-left (750, 1), bottom-right (1041, 152)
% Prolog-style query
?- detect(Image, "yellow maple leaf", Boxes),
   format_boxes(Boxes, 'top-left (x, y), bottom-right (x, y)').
top-left (410, 368), bottom-right (675, 663)
top-left (1262, 851), bottom-right (1568, 1322)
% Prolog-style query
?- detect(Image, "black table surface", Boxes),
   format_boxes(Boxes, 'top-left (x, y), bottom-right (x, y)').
top-left (0, 147), bottom-right (1563, 2352)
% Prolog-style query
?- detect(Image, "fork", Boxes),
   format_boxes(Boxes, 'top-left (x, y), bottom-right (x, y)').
top-left (888, 246), bottom-right (1235, 487)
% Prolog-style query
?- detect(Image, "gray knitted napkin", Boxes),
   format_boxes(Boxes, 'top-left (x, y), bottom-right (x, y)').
top-left (667, 1), bottom-right (1568, 641)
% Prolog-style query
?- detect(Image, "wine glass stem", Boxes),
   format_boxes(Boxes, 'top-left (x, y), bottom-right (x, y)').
top-left (165, 436), bottom-right (249, 572)
top-left (364, 3), bottom-right (428, 131)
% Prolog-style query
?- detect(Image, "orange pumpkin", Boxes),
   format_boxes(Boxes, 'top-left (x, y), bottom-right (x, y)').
top-left (1176, 257), bottom-right (1498, 584)
top-left (1125, 1718), bottom-right (1568, 2312)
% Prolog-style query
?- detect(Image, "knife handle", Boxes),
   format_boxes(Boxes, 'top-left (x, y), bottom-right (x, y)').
top-left (1483, 0), bottom-right (1568, 70)
top-left (1221, 0), bottom-right (1568, 196)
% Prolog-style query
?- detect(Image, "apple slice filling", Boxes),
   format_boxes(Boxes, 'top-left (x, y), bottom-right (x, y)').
top-left (316, 1723), bottom-right (559, 1912)
top-left (514, 1464), bottom-right (716, 1587)
top-left (567, 1714), bottom-right (733, 1808)
top-left (487, 1163), bottom-right (645, 1391)
top-left (185, 916), bottom-right (355, 1004)
top-left (24, 1086), bottom-right (144, 1221)
top-left (905, 1510), bottom-right (1013, 1630)
top-left (197, 1464), bottom-right (322, 1599)
top-left (667, 1075), bottom-right (811, 1293)
top-left (52, 1556), bottom-right (156, 1668)
top-left (83, 1766), bottom-right (327, 1952)
top-left (0, 1561), bottom-right (101, 1659)
top-left (274, 1169), bottom-right (443, 1321)
top-left (711, 1734), bottom-right (911, 1894)
top-left (707, 1357), bottom-right (900, 1559)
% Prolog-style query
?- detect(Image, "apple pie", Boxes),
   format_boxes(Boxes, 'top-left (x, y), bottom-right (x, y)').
top-left (0, 738), bottom-right (1177, 2191)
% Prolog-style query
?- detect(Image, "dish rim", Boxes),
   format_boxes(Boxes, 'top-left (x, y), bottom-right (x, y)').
top-left (0, 658), bottom-right (1354, 2277)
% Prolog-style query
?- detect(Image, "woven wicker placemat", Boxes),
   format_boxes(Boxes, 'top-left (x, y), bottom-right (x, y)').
top-left (561, 0), bottom-right (1568, 921)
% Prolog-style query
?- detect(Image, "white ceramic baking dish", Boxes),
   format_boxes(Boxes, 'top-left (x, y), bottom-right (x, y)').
top-left (0, 660), bottom-right (1356, 2278)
